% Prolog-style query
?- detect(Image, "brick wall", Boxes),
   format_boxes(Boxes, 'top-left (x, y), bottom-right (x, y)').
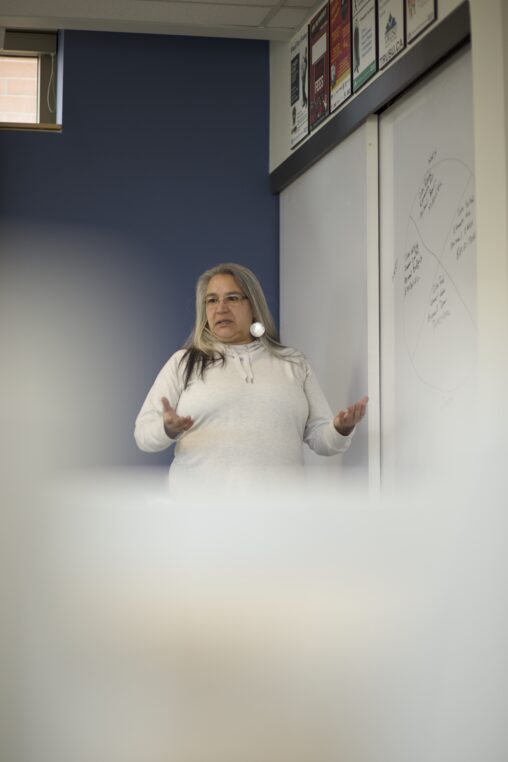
top-left (0, 56), bottom-right (38, 123)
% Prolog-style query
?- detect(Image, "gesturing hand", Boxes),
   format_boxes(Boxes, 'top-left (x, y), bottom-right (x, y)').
top-left (161, 397), bottom-right (194, 439)
top-left (333, 395), bottom-right (369, 436)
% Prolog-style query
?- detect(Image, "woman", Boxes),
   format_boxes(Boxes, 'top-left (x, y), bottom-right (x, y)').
top-left (134, 263), bottom-right (368, 494)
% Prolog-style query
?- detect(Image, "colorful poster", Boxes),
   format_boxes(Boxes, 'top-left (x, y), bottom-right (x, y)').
top-left (352, 0), bottom-right (377, 93)
top-left (330, 0), bottom-right (352, 112)
top-left (378, 0), bottom-right (405, 68)
top-left (406, 0), bottom-right (436, 43)
top-left (290, 27), bottom-right (309, 148)
top-left (309, 4), bottom-right (330, 131)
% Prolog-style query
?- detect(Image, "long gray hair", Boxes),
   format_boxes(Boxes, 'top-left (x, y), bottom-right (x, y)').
top-left (180, 263), bottom-right (289, 385)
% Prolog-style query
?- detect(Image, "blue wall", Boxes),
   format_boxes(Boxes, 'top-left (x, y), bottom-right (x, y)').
top-left (0, 31), bottom-right (278, 469)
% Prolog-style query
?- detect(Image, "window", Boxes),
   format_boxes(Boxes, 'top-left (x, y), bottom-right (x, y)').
top-left (0, 55), bottom-right (38, 123)
top-left (0, 30), bottom-right (60, 129)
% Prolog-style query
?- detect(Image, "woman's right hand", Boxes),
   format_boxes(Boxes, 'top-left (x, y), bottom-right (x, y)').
top-left (161, 397), bottom-right (194, 439)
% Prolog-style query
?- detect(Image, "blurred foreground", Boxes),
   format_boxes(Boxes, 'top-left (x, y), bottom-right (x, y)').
top-left (1, 465), bottom-right (507, 762)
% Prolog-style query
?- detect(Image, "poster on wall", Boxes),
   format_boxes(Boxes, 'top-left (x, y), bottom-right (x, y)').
top-left (309, 4), bottom-right (330, 131)
top-left (378, 0), bottom-right (405, 68)
top-left (330, 0), bottom-right (352, 112)
top-left (406, 0), bottom-right (436, 43)
top-left (352, 0), bottom-right (377, 93)
top-left (290, 27), bottom-right (310, 149)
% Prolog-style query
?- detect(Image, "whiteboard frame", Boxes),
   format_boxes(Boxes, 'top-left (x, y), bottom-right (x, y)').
top-left (366, 116), bottom-right (381, 498)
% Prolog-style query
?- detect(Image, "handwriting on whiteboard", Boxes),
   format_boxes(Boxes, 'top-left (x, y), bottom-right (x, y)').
top-left (450, 194), bottom-right (476, 261)
top-left (396, 154), bottom-right (477, 392)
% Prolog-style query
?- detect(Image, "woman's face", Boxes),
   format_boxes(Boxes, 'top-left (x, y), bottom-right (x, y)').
top-left (205, 274), bottom-right (254, 344)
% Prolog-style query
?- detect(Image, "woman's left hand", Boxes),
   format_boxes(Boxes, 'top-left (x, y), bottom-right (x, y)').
top-left (334, 396), bottom-right (369, 436)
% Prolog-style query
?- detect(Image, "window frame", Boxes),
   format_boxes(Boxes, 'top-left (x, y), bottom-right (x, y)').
top-left (0, 29), bottom-right (60, 129)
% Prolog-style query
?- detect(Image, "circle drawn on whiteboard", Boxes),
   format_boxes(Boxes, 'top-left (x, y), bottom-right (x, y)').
top-left (401, 158), bottom-right (476, 393)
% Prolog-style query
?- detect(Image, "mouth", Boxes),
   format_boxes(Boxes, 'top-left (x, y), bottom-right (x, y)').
top-left (215, 319), bottom-right (233, 327)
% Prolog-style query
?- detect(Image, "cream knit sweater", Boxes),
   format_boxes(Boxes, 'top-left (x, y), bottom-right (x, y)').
top-left (134, 341), bottom-right (353, 493)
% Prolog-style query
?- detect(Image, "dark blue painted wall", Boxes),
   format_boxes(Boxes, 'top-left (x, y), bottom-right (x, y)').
top-left (0, 31), bottom-right (278, 469)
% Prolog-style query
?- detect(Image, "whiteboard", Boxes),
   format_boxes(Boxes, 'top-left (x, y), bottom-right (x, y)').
top-left (379, 47), bottom-right (477, 486)
top-left (280, 122), bottom-right (374, 484)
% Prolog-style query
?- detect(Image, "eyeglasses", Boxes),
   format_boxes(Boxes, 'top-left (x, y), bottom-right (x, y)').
top-left (204, 293), bottom-right (248, 307)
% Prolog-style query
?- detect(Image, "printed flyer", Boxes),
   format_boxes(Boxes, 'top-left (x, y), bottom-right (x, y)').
top-left (378, 0), bottom-right (405, 68)
top-left (290, 26), bottom-right (309, 148)
top-left (352, 0), bottom-right (377, 93)
top-left (406, 0), bottom-right (436, 43)
top-left (309, 4), bottom-right (330, 130)
top-left (330, 0), bottom-right (352, 112)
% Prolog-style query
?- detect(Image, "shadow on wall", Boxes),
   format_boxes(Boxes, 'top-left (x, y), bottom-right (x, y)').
top-left (0, 222), bottom-right (196, 473)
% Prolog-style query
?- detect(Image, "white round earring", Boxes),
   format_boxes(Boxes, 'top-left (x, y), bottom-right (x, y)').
top-left (250, 321), bottom-right (265, 338)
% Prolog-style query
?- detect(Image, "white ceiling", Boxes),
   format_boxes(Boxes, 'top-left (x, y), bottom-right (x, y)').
top-left (0, 0), bottom-right (318, 42)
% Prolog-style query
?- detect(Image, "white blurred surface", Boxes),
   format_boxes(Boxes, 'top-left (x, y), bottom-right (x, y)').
top-left (1, 466), bottom-right (506, 762)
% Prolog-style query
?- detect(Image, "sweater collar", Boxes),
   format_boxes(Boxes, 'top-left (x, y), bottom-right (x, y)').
top-left (219, 339), bottom-right (263, 356)
top-left (218, 340), bottom-right (263, 383)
